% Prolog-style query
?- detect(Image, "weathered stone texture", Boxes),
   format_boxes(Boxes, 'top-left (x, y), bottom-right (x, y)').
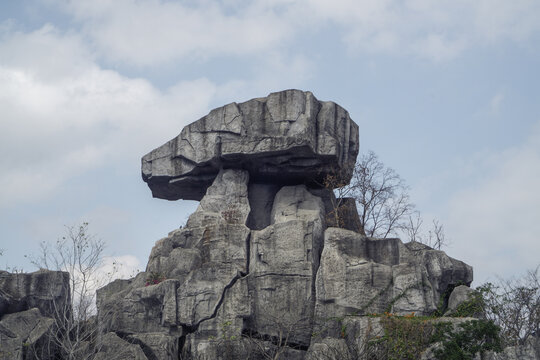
top-left (249, 185), bottom-right (325, 346)
top-left (142, 89), bottom-right (359, 201)
top-left (0, 270), bottom-right (70, 319)
top-left (93, 90), bottom-right (483, 359)
top-left (315, 228), bottom-right (473, 321)
top-left (482, 338), bottom-right (540, 360)
top-left (444, 284), bottom-right (480, 316)
top-left (94, 332), bottom-right (148, 360)
top-left (0, 308), bottom-right (55, 360)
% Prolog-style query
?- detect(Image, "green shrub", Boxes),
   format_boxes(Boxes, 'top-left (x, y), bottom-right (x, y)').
top-left (433, 319), bottom-right (502, 359)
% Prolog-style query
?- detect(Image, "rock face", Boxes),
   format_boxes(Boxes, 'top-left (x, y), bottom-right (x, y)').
top-left (315, 230), bottom-right (473, 320)
top-left (96, 91), bottom-right (480, 359)
top-left (483, 338), bottom-right (540, 360)
top-left (142, 89), bottom-right (359, 201)
top-left (0, 270), bottom-right (70, 318)
top-left (0, 270), bottom-right (70, 360)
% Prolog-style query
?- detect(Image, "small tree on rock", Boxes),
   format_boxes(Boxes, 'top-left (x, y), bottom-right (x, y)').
top-left (29, 222), bottom-right (118, 360)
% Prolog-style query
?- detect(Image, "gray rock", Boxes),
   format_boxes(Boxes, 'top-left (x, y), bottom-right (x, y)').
top-left (305, 338), bottom-right (352, 360)
top-left (308, 317), bottom-right (386, 360)
top-left (126, 333), bottom-right (179, 360)
top-left (444, 285), bottom-right (479, 316)
top-left (142, 89), bottom-right (359, 201)
top-left (248, 185), bottom-right (325, 346)
top-left (97, 169), bottom-right (251, 360)
top-left (95, 90), bottom-right (481, 359)
top-left (482, 337), bottom-right (540, 360)
top-left (0, 270), bottom-right (70, 319)
top-left (308, 188), bottom-right (364, 234)
top-left (0, 308), bottom-right (55, 360)
top-left (183, 277), bottom-right (251, 360)
top-left (0, 270), bottom-right (70, 360)
top-left (246, 182), bottom-right (281, 230)
top-left (333, 198), bottom-right (364, 234)
top-left (187, 168), bottom-right (251, 228)
top-left (315, 228), bottom-right (474, 322)
top-left (98, 278), bottom-right (181, 334)
top-left (94, 332), bottom-right (148, 360)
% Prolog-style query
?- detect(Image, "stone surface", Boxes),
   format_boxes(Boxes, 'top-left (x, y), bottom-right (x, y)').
top-left (248, 185), bottom-right (325, 346)
top-left (92, 90), bottom-right (482, 359)
top-left (308, 316), bottom-right (387, 360)
top-left (97, 169), bottom-right (251, 359)
top-left (97, 277), bottom-right (181, 334)
top-left (482, 337), bottom-right (540, 360)
top-left (0, 308), bottom-right (55, 360)
top-left (305, 338), bottom-right (352, 360)
top-left (315, 228), bottom-right (473, 321)
top-left (444, 285), bottom-right (479, 316)
top-left (94, 332), bottom-right (148, 360)
top-left (0, 270), bottom-right (70, 319)
top-left (126, 333), bottom-right (179, 360)
top-left (97, 172), bottom-right (475, 358)
top-left (308, 188), bottom-right (364, 234)
top-left (0, 270), bottom-right (70, 360)
top-left (142, 89), bottom-right (359, 201)
top-left (246, 182), bottom-right (281, 230)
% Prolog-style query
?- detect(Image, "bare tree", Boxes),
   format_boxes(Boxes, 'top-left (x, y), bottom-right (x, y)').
top-left (405, 214), bottom-right (449, 250)
top-left (478, 265), bottom-right (540, 347)
top-left (425, 219), bottom-right (448, 250)
top-left (320, 162), bottom-right (359, 229)
top-left (348, 151), bottom-right (415, 238)
top-left (322, 151), bottom-right (449, 249)
top-left (29, 222), bottom-right (118, 360)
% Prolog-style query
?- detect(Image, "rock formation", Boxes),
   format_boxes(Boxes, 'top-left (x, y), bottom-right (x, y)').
top-left (95, 90), bottom-right (479, 359)
top-left (142, 89), bottom-right (359, 201)
top-left (0, 270), bottom-right (70, 360)
top-left (6, 90), bottom-right (534, 359)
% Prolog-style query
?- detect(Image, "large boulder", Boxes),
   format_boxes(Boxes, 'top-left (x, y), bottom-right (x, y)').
top-left (142, 89), bottom-right (359, 201)
top-left (96, 90), bottom-right (479, 359)
top-left (0, 270), bottom-right (70, 319)
top-left (97, 168), bottom-right (251, 358)
top-left (0, 270), bottom-right (71, 360)
top-left (0, 308), bottom-right (56, 360)
top-left (315, 229), bottom-right (473, 322)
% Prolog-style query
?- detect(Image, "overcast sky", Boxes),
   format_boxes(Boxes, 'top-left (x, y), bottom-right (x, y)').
top-left (1, 0), bottom-right (539, 285)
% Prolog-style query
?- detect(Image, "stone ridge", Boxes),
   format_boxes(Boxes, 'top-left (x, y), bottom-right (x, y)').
top-left (95, 169), bottom-right (475, 359)
top-left (142, 89), bottom-right (359, 201)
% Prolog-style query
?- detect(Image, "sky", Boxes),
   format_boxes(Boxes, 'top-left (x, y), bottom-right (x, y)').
top-left (1, 0), bottom-right (539, 286)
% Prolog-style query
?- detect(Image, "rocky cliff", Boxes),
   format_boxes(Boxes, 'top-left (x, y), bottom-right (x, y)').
top-left (4, 90), bottom-right (535, 359)
top-left (0, 270), bottom-right (70, 360)
top-left (95, 90), bottom-right (477, 359)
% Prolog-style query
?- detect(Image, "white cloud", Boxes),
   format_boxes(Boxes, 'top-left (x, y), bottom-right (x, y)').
top-left (98, 254), bottom-right (141, 280)
top-left (48, 0), bottom-right (540, 64)
top-left (0, 21), bottom-right (316, 208)
top-left (56, 0), bottom-right (294, 66)
top-left (0, 23), bottom-right (94, 80)
top-left (445, 121), bottom-right (540, 283)
top-left (0, 24), bottom-right (220, 206)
